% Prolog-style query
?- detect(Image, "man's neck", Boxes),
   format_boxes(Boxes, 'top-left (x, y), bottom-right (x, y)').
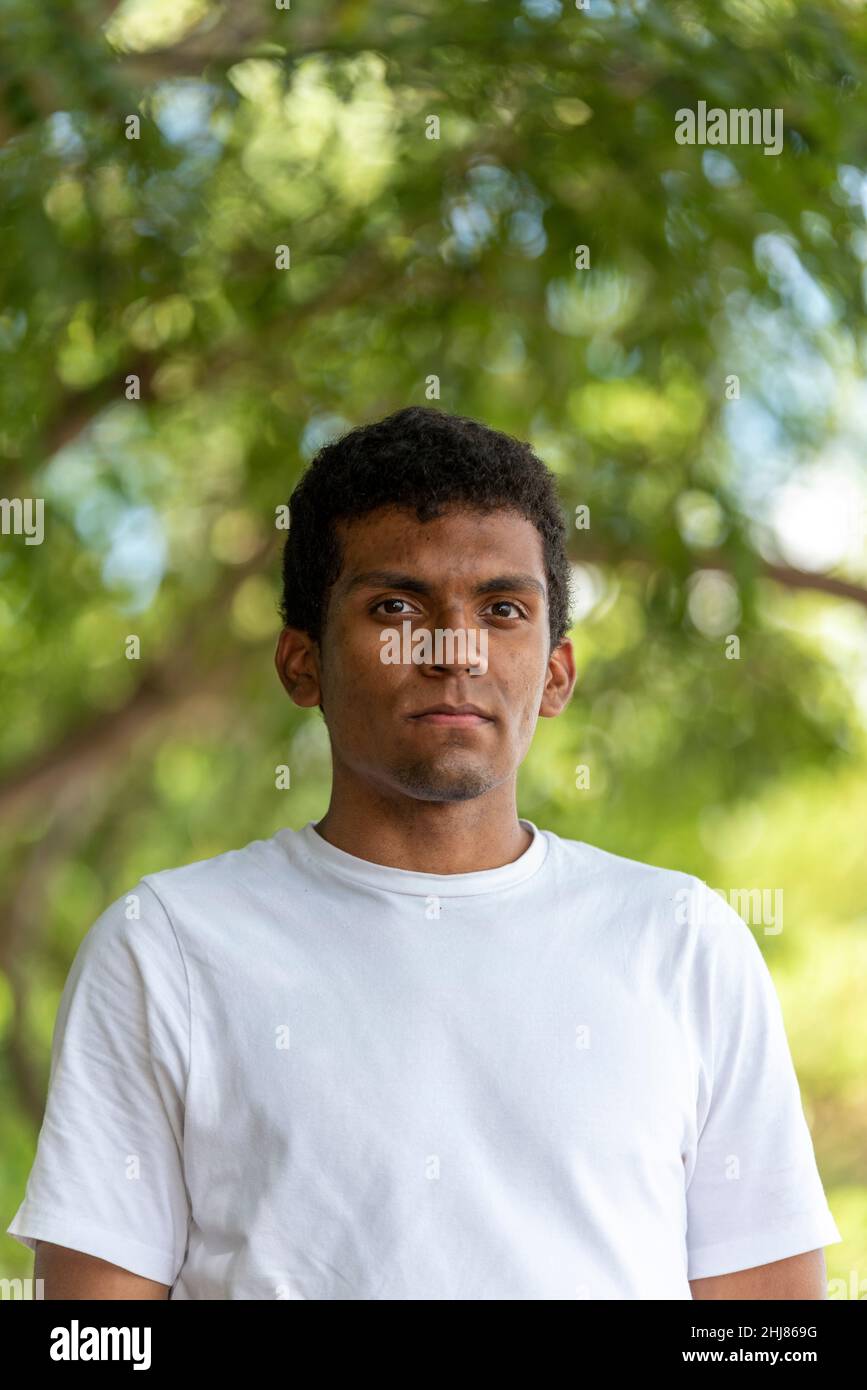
top-left (313, 798), bottom-right (533, 875)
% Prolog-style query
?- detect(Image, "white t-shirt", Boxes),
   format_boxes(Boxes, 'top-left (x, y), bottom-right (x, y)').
top-left (7, 818), bottom-right (841, 1299)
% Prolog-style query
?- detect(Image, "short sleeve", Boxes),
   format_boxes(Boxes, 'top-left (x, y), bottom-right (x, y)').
top-left (684, 879), bottom-right (842, 1281)
top-left (5, 881), bottom-right (191, 1287)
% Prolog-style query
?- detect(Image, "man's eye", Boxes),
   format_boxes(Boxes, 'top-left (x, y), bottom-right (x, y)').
top-left (486, 601), bottom-right (524, 619)
top-left (372, 598), bottom-right (416, 615)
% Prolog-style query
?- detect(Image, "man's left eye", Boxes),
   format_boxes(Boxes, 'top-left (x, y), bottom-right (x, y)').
top-left (487, 601), bottom-right (523, 619)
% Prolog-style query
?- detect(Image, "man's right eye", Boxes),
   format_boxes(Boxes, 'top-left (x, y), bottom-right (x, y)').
top-left (371, 598), bottom-right (417, 615)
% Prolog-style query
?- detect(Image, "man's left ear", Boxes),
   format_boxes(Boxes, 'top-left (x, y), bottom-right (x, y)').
top-left (540, 638), bottom-right (577, 718)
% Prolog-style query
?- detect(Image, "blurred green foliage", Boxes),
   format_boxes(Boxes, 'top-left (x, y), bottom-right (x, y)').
top-left (1, 0), bottom-right (865, 1292)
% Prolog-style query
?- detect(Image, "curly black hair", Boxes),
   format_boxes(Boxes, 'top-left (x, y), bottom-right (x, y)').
top-left (279, 405), bottom-right (574, 654)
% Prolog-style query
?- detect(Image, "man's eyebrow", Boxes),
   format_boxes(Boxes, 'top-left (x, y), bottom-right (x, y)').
top-left (343, 569), bottom-right (546, 600)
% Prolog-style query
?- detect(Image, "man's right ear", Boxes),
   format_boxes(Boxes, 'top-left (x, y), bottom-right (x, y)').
top-left (274, 626), bottom-right (323, 710)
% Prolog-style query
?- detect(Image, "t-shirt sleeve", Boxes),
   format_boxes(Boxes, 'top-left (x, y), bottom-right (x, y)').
top-left (683, 878), bottom-right (842, 1281)
top-left (5, 880), bottom-right (191, 1288)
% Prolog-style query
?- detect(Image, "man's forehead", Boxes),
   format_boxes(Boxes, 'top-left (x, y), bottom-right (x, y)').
top-left (341, 566), bottom-right (547, 599)
top-left (334, 506), bottom-right (544, 566)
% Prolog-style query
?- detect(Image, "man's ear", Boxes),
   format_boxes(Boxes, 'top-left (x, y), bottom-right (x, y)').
top-left (274, 626), bottom-right (323, 710)
top-left (539, 637), bottom-right (577, 719)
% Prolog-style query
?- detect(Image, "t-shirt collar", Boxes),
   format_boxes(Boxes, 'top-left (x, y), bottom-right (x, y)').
top-left (296, 817), bottom-right (548, 897)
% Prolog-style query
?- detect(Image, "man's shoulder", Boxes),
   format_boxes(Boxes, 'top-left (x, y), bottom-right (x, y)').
top-left (137, 828), bottom-right (293, 909)
top-left (543, 825), bottom-right (700, 898)
top-left (541, 826), bottom-right (740, 952)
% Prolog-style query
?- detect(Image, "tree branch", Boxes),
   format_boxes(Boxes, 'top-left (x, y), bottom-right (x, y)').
top-left (0, 539), bottom-right (277, 824)
top-left (760, 562), bottom-right (867, 608)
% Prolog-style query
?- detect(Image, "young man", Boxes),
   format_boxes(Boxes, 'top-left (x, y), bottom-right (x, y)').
top-left (8, 406), bottom-right (841, 1299)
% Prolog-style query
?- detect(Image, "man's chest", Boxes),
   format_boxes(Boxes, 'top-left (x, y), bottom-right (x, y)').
top-left (178, 920), bottom-right (696, 1297)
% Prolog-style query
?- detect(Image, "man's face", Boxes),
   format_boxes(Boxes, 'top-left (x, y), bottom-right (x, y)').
top-left (277, 504), bottom-right (575, 805)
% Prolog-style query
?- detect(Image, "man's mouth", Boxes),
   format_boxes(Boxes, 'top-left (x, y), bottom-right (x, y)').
top-left (408, 704), bottom-right (493, 727)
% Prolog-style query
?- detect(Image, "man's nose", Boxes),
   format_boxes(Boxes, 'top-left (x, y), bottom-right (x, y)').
top-left (425, 604), bottom-right (488, 676)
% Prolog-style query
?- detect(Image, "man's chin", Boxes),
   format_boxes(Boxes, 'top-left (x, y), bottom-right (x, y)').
top-left (391, 759), bottom-right (495, 803)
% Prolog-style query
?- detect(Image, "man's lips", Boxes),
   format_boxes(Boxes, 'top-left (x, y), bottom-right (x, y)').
top-left (408, 705), bottom-right (493, 727)
top-left (410, 712), bottom-right (490, 727)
